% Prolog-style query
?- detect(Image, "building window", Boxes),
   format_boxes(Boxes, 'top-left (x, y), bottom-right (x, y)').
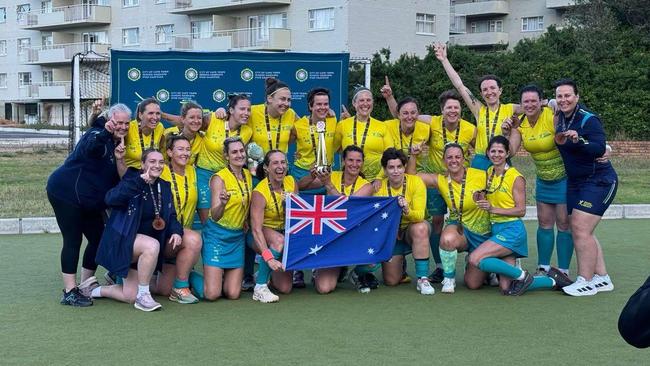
top-left (0, 7), bottom-right (6, 23)
top-left (18, 72), bottom-right (32, 86)
top-left (41, 1), bottom-right (53, 13)
top-left (17, 4), bottom-right (30, 22)
top-left (416, 13), bottom-right (436, 35)
top-left (155, 0), bottom-right (167, 3)
top-left (17, 38), bottom-right (31, 54)
top-left (0, 73), bottom-right (7, 88)
top-left (248, 13), bottom-right (287, 42)
top-left (0, 40), bottom-right (6, 56)
top-left (42, 34), bottom-right (53, 47)
top-left (122, 28), bottom-right (139, 46)
top-left (155, 24), bottom-right (174, 44)
top-left (191, 20), bottom-right (213, 39)
top-left (489, 20), bottom-right (503, 32)
top-left (522, 16), bottom-right (544, 32)
top-left (43, 70), bottom-right (53, 84)
top-left (308, 8), bottom-right (334, 31)
top-left (123, 0), bottom-right (139, 7)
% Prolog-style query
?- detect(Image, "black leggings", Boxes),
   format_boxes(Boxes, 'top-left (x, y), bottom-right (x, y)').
top-left (47, 192), bottom-right (105, 274)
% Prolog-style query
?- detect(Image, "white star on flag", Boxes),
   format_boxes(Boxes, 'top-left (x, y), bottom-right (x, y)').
top-left (308, 244), bottom-right (323, 255)
top-left (373, 203), bottom-right (380, 209)
top-left (367, 248), bottom-right (375, 255)
top-left (381, 212), bottom-right (388, 219)
top-left (374, 228), bottom-right (378, 232)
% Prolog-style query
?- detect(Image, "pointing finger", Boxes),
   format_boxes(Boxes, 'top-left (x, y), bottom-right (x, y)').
top-left (385, 75), bottom-right (390, 86)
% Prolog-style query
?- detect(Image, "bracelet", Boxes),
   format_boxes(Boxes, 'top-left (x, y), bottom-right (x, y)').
top-left (262, 249), bottom-right (274, 262)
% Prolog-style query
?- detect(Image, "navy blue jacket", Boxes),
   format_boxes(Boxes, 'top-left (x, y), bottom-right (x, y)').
top-left (46, 125), bottom-right (119, 210)
top-left (95, 169), bottom-right (183, 277)
top-left (555, 106), bottom-right (616, 181)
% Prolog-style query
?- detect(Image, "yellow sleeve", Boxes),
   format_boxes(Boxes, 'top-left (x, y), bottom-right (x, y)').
top-left (383, 125), bottom-right (395, 149)
top-left (404, 175), bottom-right (426, 222)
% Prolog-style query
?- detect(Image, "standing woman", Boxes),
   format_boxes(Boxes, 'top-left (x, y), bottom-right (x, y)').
top-left (47, 104), bottom-right (130, 306)
top-left (553, 79), bottom-right (618, 297)
top-left (161, 101), bottom-right (205, 166)
top-left (155, 135), bottom-right (202, 304)
top-left (94, 150), bottom-right (183, 311)
top-left (124, 98), bottom-right (165, 169)
top-left (250, 78), bottom-right (297, 154)
top-left (433, 43), bottom-right (517, 170)
top-left (249, 150), bottom-right (298, 303)
top-left (501, 85), bottom-right (573, 278)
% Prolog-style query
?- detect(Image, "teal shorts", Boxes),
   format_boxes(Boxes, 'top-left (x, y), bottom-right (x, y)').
top-left (536, 176), bottom-right (567, 204)
top-left (426, 187), bottom-right (447, 216)
top-left (470, 153), bottom-right (491, 171)
top-left (289, 165), bottom-right (326, 195)
top-left (202, 220), bottom-right (245, 269)
top-left (392, 221), bottom-right (431, 256)
top-left (489, 220), bottom-right (528, 258)
top-left (196, 166), bottom-right (216, 210)
top-left (446, 219), bottom-right (490, 253)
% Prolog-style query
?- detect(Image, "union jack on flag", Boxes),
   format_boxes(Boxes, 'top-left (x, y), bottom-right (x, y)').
top-left (287, 194), bottom-right (348, 235)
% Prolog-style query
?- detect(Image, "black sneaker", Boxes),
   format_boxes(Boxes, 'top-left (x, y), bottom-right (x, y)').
top-left (547, 267), bottom-right (573, 290)
top-left (292, 270), bottom-right (306, 289)
top-left (428, 267), bottom-right (444, 284)
top-left (364, 273), bottom-right (379, 289)
top-left (507, 270), bottom-right (533, 296)
top-left (241, 274), bottom-right (255, 292)
top-left (337, 267), bottom-right (349, 283)
top-left (349, 272), bottom-right (371, 294)
top-left (60, 287), bottom-right (93, 307)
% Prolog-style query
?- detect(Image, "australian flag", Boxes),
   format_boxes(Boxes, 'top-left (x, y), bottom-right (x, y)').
top-left (282, 194), bottom-right (401, 270)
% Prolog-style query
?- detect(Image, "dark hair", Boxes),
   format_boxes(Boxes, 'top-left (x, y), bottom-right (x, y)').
top-left (380, 147), bottom-right (408, 168)
top-left (180, 101), bottom-right (203, 118)
top-left (342, 145), bottom-right (364, 160)
top-left (478, 75), bottom-right (502, 90)
top-left (136, 97), bottom-right (160, 122)
top-left (165, 134), bottom-right (190, 151)
top-left (307, 88), bottom-right (330, 110)
top-left (256, 149), bottom-right (285, 180)
top-left (439, 90), bottom-right (462, 110)
top-left (487, 135), bottom-right (510, 154)
top-left (554, 78), bottom-right (579, 95)
top-left (519, 84), bottom-right (543, 100)
top-left (226, 94), bottom-right (251, 119)
top-left (396, 97), bottom-right (419, 114)
top-left (223, 136), bottom-right (245, 155)
top-left (265, 78), bottom-right (290, 98)
top-left (443, 143), bottom-right (464, 158)
top-left (141, 148), bottom-right (162, 163)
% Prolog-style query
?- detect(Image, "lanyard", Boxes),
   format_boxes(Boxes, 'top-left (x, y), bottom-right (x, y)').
top-left (442, 120), bottom-right (460, 146)
top-left (268, 179), bottom-right (285, 217)
top-left (484, 105), bottom-right (500, 149)
top-left (447, 169), bottom-right (467, 225)
top-left (264, 106), bottom-right (282, 150)
top-left (169, 166), bottom-right (189, 224)
top-left (399, 126), bottom-right (414, 157)
top-left (558, 106), bottom-right (578, 133)
top-left (352, 116), bottom-right (371, 150)
top-left (340, 174), bottom-right (358, 196)
top-left (228, 165), bottom-right (250, 208)
top-left (387, 177), bottom-right (407, 197)
top-left (148, 181), bottom-right (162, 217)
top-left (485, 165), bottom-right (507, 194)
top-left (139, 128), bottom-right (155, 152)
top-left (225, 120), bottom-right (240, 138)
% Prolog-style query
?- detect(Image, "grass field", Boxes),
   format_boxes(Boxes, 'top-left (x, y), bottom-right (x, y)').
top-left (1, 150), bottom-right (650, 218)
top-left (1, 220), bottom-right (648, 365)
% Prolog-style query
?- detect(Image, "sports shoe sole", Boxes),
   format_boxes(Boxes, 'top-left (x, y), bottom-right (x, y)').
top-left (168, 294), bottom-right (198, 304)
top-left (252, 293), bottom-right (279, 303)
top-left (417, 284), bottom-right (435, 295)
top-left (134, 302), bottom-right (162, 312)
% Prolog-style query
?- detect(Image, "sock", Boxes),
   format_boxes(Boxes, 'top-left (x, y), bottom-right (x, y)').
top-left (244, 244), bottom-right (256, 277)
top-left (439, 249), bottom-right (458, 279)
top-left (254, 283), bottom-right (268, 290)
top-left (539, 264), bottom-right (551, 272)
top-left (91, 286), bottom-right (103, 298)
top-left (188, 271), bottom-right (204, 299)
top-left (415, 258), bottom-right (429, 279)
top-left (536, 227), bottom-right (554, 267)
top-left (173, 277), bottom-right (189, 289)
top-left (527, 276), bottom-right (555, 291)
top-left (556, 230), bottom-right (574, 271)
top-left (256, 248), bottom-right (281, 285)
top-left (478, 257), bottom-right (524, 280)
top-left (429, 232), bottom-right (442, 265)
top-left (137, 284), bottom-right (150, 297)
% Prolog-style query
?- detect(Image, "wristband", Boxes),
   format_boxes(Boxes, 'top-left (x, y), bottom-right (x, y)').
top-left (262, 249), bottom-right (274, 262)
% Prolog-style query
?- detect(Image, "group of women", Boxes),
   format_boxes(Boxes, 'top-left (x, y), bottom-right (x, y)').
top-left (47, 42), bottom-right (618, 311)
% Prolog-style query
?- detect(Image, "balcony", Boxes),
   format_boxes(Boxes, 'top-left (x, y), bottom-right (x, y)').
top-left (20, 43), bottom-right (110, 65)
top-left (454, 1), bottom-right (509, 17)
top-left (450, 13), bottom-right (467, 34)
top-left (17, 81), bottom-right (107, 100)
top-left (173, 28), bottom-right (291, 51)
top-left (450, 31), bottom-right (509, 47)
top-left (546, 0), bottom-right (577, 9)
top-left (168, 0), bottom-right (291, 15)
top-left (18, 5), bottom-right (111, 31)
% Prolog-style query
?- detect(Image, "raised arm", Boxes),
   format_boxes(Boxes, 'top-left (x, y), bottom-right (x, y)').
top-left (380, 76), bottom-right (399, 118)
top-left (433, 43), bottom-right (482, 120)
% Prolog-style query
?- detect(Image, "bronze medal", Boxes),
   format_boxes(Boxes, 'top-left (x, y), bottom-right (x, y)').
top-left (153, 216), bottom-right (166, 230)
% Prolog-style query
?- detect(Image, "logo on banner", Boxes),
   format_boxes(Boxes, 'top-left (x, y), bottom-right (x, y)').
top-left (156, 89), bottom-right (170, 103)
top-left (185, 68), bottom-right (198, 81)
top-left (212, 89), bottom-right (226, 102)
top-left (240, 68), bottom-right (254, 82)
top-left (295, 68), bottom-right (308, 82)
top-left (127, 68), bottom-right (141, 81)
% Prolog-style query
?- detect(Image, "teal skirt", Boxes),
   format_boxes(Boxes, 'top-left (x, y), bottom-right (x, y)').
top-left (535, 176), bottom-right (567, 204)
top-left (201, 220), bottom-right (245, 269)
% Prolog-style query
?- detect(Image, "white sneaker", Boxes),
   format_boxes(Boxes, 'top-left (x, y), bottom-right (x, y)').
top-left (562, 276), bottom-right (597, 296)
top-left (252, 285), bottom-right (279, 303)
top-left (592, 274), bottom-right (614, 292)
top-left (416, 278), bottom-right (435, 295)
top-left (441, 278), bottom-right (456, 293)
top-left (488, 272), bottom-right (499, 286)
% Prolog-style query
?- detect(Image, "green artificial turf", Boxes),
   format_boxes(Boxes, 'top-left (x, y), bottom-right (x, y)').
top-left (1, 220), bottom-right (648, 365)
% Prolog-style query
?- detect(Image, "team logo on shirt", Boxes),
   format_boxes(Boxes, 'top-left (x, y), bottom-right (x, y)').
top-left (578, 200), bottom-right (593, 208)
top-left (185, 68), bottom-right (198, 81)
top-left (156, 89), bottom-right (170, 103)
top-left (295, 68), bottom-right (308, 82)
top-left (213, 89), bottom-right (226, 102)
top-left (127, 68), bottom-right (141, 81)
top-left (240, 68), bottom-right (254, 82)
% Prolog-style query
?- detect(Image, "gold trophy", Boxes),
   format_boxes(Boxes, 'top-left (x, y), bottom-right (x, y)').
top-left (314, 121), bottom-right (331, 174)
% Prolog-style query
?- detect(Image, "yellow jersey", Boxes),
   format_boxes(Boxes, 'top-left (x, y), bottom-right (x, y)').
top-left (161, 126), bottom-right (204, 166)
top-left (329, 171), bottom-right (370, 196)
top-left (426, 116), bottom-right (475, 174)
top-left (197, 113), bottom-right (253, 172)
top-left (374, 174), bottom-right (426, 229)
top-left (250, 104), bottom-right (296, 153)
top-left (436, 168), bottom-right (490, 235)
top-left (385, 118), bottom-right (430, 172)
top-left (475, 103), bottom-right (516, 155)
top-left (334, 116), bottom-right (394, 181)
top-left (293, 116), bottom-right (337, 170)
top-left (124, 120), bottom-right (165, 169)
top-left (253, 175), bottom-right (296, 230)
top-left (213, 167), bottom-right (253, 230)
top-left (160, 164), bottom-right (198, 228)
top-left (485, 166), bottom-right (524, 224)
top-left (517, 107), bottom-right (566, 182)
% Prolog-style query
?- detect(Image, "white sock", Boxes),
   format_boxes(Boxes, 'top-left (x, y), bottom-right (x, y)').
top-left (559, 268), bottom-right (569, 276)
top-left (516, 271), bottom-right (526, 281)
top-left (137, 284), bottom-right (150, 297)
top-left (91, 286), bottom-right (103, 298)
top-left (254, 284), bottom-right (267, 290)
top-left (539, 265), bottom-right (551, 272)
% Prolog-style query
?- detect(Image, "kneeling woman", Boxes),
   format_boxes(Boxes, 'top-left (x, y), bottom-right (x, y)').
top-left (94, 149), bottom-right (183, 312)
top-left (250, 150), bottom-right (297, 303)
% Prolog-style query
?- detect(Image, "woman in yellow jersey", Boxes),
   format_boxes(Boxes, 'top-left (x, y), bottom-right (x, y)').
top-left (154, 135), bottom-right (202, 304)
top-left (470, 136), bottom-right (566, 295)
top-left (124, 98), bottom-right (166, 169)
top-left (249, 78), bottom-right (297, 154)
top-left (409, 143), bottom-right (490, 294)
top-left (160, 101), bottom-right (204, 166)
top-left (250, 150), bottom-right (297, 303)
top-left (433, 43), bottom-right (519, 170)
top-left (501, 85), bottom-right (575, 282)
top-left (334, 86), bottom-right (394, 181)
top-left (374, 148), bottom-right (434, 295)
